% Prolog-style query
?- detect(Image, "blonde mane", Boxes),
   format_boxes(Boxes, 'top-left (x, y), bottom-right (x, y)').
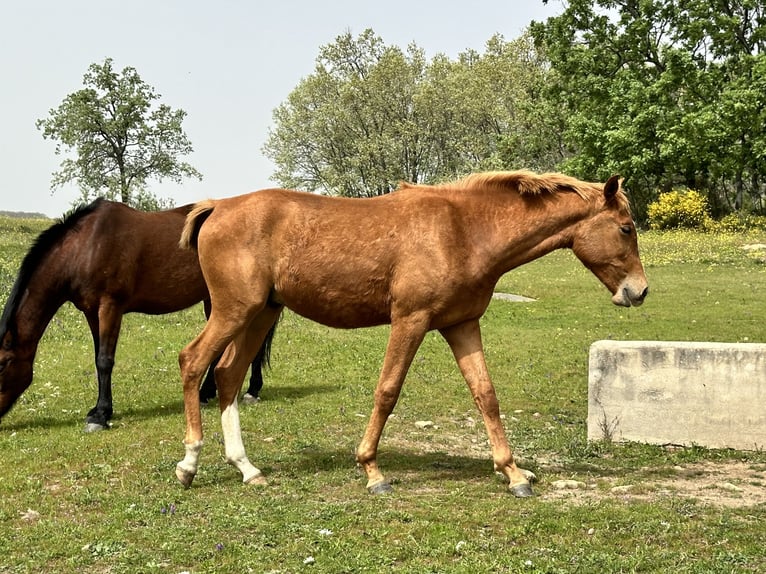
top-left (400, 170), bottom-right (630, 211)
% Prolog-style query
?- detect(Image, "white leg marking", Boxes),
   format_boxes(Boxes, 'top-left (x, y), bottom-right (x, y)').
top-left (176, 440), bottom-right (203, 487)
top-left (178, 440), bottom-right (203, 474)
top-left (221, 400), bottom-right (263, 484)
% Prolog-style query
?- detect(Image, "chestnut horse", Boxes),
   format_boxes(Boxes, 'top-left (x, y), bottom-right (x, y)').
top-left (0, 199), bottom-right (270, 431)
top-left (175, 170), bottom-right (648, 497)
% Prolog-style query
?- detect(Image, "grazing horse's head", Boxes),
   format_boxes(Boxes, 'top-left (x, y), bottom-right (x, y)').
top-left (0, 203), bottom-right (99, 423)
top-left (0, 329), bottom-right (32, 420)
top-left (570, 175), bottom-right (648, 307)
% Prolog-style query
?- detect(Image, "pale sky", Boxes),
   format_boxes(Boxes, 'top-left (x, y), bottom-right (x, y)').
top-left (1, 0), bottom-right (563, 217)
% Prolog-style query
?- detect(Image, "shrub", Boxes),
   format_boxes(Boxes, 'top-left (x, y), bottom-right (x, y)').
top-left (647, 189), bottom-right (711, 230)
top-left (705, 212), bottom-right (766, 233)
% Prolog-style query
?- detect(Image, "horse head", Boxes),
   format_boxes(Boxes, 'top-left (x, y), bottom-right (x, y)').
top-left (571, 175), bottom-right (649, 308)
top-left (0, 329), bottom-right (33, 420)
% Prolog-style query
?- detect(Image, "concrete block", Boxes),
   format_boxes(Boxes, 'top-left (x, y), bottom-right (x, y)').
top-left (588, 340), bottom-right (766, 451)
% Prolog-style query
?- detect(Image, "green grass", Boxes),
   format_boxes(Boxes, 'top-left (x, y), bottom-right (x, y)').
top-left (0, 217), bottom-right (765, 573)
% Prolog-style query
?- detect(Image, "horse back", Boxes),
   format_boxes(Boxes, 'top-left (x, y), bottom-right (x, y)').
top-left (195, 189), bottom-right (494, 329)
top-left (52, 201), bottom-right (209, 315)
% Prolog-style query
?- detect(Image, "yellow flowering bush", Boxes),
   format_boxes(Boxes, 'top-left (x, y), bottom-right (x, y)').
top-left (706, 212), bottom-right (766, 233)
top-left (647, 189), bottom-right (711, 230)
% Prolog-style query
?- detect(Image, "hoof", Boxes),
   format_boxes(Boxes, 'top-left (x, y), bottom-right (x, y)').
top-left (241, 393), bottom-right (260, 405)
top-left (84, 422), bottom-right (109, 433)
top-left (175, 465), bottom-right (196, 489)
top-left (367, 481), bottom-right (393, 495)
top-left (509, 482), bottom-right (535, 498)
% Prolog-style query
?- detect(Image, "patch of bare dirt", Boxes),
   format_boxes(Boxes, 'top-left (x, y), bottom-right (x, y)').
top-left (355, 414), bottom-right (766, 508)
top-left (540, 461), bottom-right (766, 509)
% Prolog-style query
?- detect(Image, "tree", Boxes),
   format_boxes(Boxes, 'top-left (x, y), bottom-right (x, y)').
top-left (263, 29), bottom-right (560, 197)
top-left (264, 30), bottom-right (429, 197)
top-left (37, 58), bottom-right (201, 210)
top-left (473, 33), bottom-right (568, 172)
top-left (531, 0), bottom-right (766, 219)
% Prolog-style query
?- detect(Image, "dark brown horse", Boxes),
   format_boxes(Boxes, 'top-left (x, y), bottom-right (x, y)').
top-left (174, 170), bottom-right (648, 497)
top-left (0, 199), bottom-right (270, 431)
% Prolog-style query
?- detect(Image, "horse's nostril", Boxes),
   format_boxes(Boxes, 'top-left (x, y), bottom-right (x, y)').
top-left (640, 286), bottom-right (649, 300)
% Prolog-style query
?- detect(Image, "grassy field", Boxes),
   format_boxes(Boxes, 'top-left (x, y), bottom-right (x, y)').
top-left (0, 216), bottom-right (765, 573)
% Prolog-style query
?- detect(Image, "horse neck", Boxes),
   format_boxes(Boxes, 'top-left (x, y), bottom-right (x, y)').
top-left (484, 192), bottom-right (592, 274)
top-left (4, 275), bottom-right (68, 361)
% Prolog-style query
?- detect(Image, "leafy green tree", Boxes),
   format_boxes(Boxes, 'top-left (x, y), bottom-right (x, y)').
top-left (264, 30), bottom-right (429, 197)
top-left (37, 58), bottom-right (201, 210)
top-left (478, 33), bottom-right (568, 172)
top-left (532, 0), bottom-right (766, 220)
top-left (264, 29), bottom-right (559, 197)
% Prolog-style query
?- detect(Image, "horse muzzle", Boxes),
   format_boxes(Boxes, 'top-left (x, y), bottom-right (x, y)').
top-left (612, 283), bottom-right (649, 307)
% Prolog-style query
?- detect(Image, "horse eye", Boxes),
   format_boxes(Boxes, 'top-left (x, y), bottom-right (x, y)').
top-left (620, 225), bottom-right (632, 235)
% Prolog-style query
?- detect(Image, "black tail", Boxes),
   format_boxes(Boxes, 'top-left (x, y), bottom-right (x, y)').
top-left (259, 316), bottom-right (279, 370)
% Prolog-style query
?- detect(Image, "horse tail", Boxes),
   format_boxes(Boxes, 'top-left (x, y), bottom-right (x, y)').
top-left (260, 315), bottom-right (279, 370)
top-left (179, 199), bottom-right (217, 250)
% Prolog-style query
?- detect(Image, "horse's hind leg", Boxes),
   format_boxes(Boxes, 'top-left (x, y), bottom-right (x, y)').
top-left (215, 310), bottom-right (280, 485)
top-left (176, 317), bottom-right (238, 488)
top-left (199, 348), bottom-right (263, 404)
top-left (199, 356), bottom-right (220, 404)
top-left (242, 346), bottom-right (265, 403)
top-left (440, 320), bottom-right (534, 497)
top-left (243, 317), bottom-right (278, 402)
top-left (198, 303), bottom-right (268, 404)
top-left (198, 299), bottom-right (221, 404)
top-left (84, 304), bottom-right (123, 432)
top-left (356, 316), bottom-right (428, 494)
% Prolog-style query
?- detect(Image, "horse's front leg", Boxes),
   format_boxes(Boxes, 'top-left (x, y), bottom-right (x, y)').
top-left (440, 320), bottom-right (534, 497)
top-left (357, 317), bottom-right (428, 494)
top-left (84, 305), bottom-right (122, 432)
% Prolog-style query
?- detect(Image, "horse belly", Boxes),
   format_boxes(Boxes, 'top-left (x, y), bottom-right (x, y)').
top-left (275, 276), bottom-right (392, 329)
top-left (127, 262), bottom-right (208, 314)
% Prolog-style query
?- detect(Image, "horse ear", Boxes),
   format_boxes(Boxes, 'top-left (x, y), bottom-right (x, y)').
top-left (604, 175), bottom-right (621, 201)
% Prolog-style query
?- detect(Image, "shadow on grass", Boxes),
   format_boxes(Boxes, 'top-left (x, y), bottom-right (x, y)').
top-left (0, 400), bottom-right (189, 432)
top-left (292, 446), bottom-right (494, 481)
top-left (0, 384), bottom-right (338, 432)
top-left (257, 383), bottom-right (338, 402)
top-left (196, 447), bottom-right (499, 490)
